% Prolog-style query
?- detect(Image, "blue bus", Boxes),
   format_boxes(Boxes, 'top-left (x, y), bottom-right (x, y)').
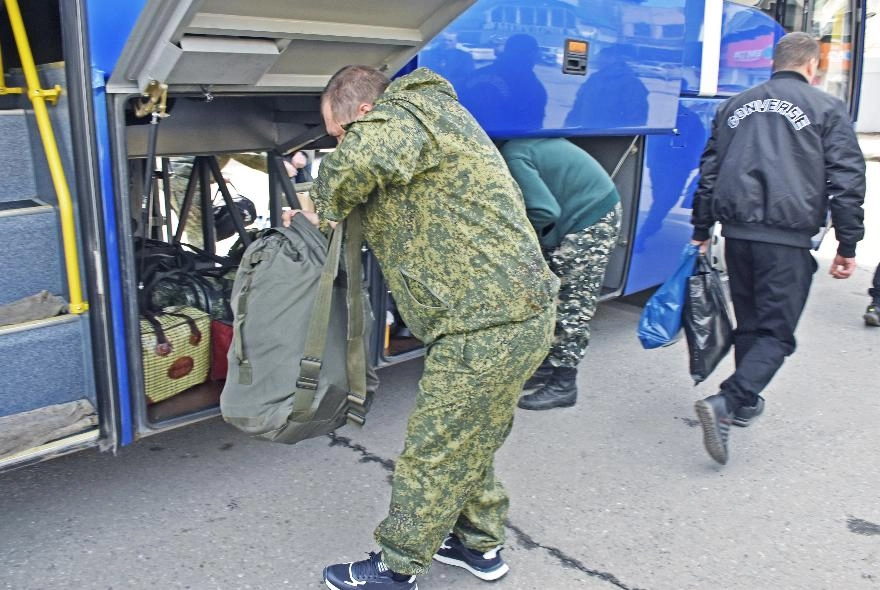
top-left (0, 0), bottom-right (865, 471)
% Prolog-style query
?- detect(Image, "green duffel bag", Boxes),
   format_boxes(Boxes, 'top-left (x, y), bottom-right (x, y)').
top-left (220, 209), bottom-right (369, 444)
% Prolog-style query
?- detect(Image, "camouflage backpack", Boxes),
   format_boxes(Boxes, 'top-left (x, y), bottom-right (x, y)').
top-left (220, 209), bottom-right (369, 444)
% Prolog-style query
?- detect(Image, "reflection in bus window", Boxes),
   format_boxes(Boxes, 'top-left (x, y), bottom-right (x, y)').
top-left (744, 0), bottom-right (807, 32)
top-left (731, 0), bottom-right (853, 103)
top-left (810, 0), bottom-right (853, 101)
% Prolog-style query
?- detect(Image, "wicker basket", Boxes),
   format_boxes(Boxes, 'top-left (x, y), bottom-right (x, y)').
top-left (140, 306), bottom-right (210, 404)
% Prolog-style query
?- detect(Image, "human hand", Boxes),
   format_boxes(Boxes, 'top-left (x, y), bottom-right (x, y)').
top-left (829, 255), bottom-right (856, 279)
top-left (282, 209), bottom-right (320, 227)
top-left (690, 239), bottom-right (709, 253)
top-left (292, 151), bottom-right (308, 169)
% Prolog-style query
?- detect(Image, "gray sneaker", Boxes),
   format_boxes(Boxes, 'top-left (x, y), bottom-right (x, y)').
top-left (732, 396), bottom-right (765, 427)
top-left (694, 394), bottom-right (732, 465)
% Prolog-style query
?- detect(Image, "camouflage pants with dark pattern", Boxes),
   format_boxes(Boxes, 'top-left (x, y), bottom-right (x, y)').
top-left (374, 304), bottom-right (555, 575)
top-left (546, 203), bottom-right (622, 368)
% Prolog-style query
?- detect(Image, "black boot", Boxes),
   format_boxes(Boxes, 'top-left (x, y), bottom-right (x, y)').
top-left (518, 366), bottom-right (577, 410)
top-left (522, 358), bottom-right (554, 390)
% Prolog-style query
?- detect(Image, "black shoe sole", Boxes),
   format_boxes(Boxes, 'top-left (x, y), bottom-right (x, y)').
top-left (865, 313), bottom-right (880, 327)
top-left (517, 399), bottom-right (576, 410)
top-left (694, 400), bottom-right (729, 465)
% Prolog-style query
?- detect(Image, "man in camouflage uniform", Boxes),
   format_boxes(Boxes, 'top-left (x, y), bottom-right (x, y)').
top-left (501, 138), bottom-right (622, 410)
top-left (303, 66), bottom-right (558, 590)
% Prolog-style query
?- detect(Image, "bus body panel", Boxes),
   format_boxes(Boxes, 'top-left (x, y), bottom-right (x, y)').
top-left (92, 79), bottom-right (135, 446)
top-left (85, 0), bottom-right (147, 446)
top-left (625, 97), bottom-right (718, 295)
top-left (85, 0), bottom-right (148, 75)
top-left (421, 0), bottom-right (688, 137)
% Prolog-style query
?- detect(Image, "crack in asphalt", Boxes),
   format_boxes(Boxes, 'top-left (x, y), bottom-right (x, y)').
top-left (326, 432), bottom-right (647, 590)
top-left (507, 522), bottom-right (646, 590)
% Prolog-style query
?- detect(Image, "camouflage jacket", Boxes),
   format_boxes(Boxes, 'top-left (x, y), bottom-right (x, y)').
top-left (313, 68), bottom-right (558, 344)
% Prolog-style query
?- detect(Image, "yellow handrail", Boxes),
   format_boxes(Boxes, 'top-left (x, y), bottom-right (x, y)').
top-left (4, 0), bottom-right (88, 313)
top-left (0, 45), bottom-right (23, 96)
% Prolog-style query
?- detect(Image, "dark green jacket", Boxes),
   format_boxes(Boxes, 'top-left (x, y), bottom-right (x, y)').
top-left (501, 138), bottom-right (620, 249)
top-left (312, 68), bottom-right (558, 344)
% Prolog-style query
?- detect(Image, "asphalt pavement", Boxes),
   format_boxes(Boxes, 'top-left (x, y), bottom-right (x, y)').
top-left (0, 151), bottom-right (878, 590)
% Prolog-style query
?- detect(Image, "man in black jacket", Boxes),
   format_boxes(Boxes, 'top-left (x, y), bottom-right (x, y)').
top-left (690, 32), bottom-right (865, 465)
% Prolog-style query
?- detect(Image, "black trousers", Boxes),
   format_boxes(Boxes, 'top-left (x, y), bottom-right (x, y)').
top-left (869, 263), bottom-right (880, 304)
top-left (720, 238), bottom-right (817, 409)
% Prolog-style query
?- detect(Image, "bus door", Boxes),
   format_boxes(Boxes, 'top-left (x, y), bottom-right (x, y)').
top-left (103, 0), bottom-right (475, 442)
top-left (0, 0), bottom-right (119, 472)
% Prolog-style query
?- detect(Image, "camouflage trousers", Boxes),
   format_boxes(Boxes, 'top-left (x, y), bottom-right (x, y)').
top-left (375, 304), bottom-right (555, 575)
top-left (546, 203), bottom-right (622, 368)
top-left (168, 157), bottom-right (203, 248)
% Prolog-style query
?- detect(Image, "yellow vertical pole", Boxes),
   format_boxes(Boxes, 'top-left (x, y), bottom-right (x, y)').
top-left (4, 0), bottom-right (88, 313)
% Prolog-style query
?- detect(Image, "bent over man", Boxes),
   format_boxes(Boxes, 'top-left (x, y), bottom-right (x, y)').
top-left (691, 32), bottom-right (865, 465)
top-left (501, 138), bottom-right (622, 410)
top-left (306, 66), bottom-right (558, 590)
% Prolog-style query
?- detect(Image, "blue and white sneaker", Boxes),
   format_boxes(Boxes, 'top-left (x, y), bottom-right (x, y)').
top-left (432, 534), bottom-right (510, 581)
top-left (323, 552), bottom-right (417, 590)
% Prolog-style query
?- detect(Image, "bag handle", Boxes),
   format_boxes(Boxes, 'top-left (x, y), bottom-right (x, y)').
top-left (180, 242), bottom-right (237, 268)
top-left (290, 208), bottom-right (366, 423)
top-left (695, 252), bottom-right (713, 274)
top-left (143, 309), bottom-right (203, 356)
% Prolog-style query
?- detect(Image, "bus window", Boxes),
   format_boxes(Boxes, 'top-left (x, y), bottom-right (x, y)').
top-left (810, 0), bottom-right (856, 102)
top-left (740, 0), bottom-right (809, 32)
top-left (739, 0), bottom-right (859, 107)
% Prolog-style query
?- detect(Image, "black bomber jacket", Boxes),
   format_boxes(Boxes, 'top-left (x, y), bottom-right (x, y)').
top-left (691, 71), bottom-right (865, 257)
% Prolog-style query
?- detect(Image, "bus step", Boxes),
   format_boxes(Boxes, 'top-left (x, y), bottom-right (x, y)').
top-left (0, 399), bottom-right (98, 465)
top-left (0, 314), bottom-right (94, 418)
top-left (0, 110), bottom-right (38, 202)
top-left (0, 427), bottom-right (100, 473)
top-left (0, 200), bottom-right (64, 306)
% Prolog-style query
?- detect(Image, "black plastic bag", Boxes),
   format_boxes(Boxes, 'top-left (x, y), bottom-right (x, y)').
top-left (683, 254), bottom-right (733, 383)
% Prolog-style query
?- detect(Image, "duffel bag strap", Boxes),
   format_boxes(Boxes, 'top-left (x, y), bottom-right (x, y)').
top-left (343, 207), bottom-right (368, 425)
top-left (290, 215), bottom-right (346, 421)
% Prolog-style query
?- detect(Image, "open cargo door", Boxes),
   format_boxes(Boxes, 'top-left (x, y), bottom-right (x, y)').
top-left (103, 0), bottom-right (476, 442)
top-left (107, 0), bottom-right (476, 95)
